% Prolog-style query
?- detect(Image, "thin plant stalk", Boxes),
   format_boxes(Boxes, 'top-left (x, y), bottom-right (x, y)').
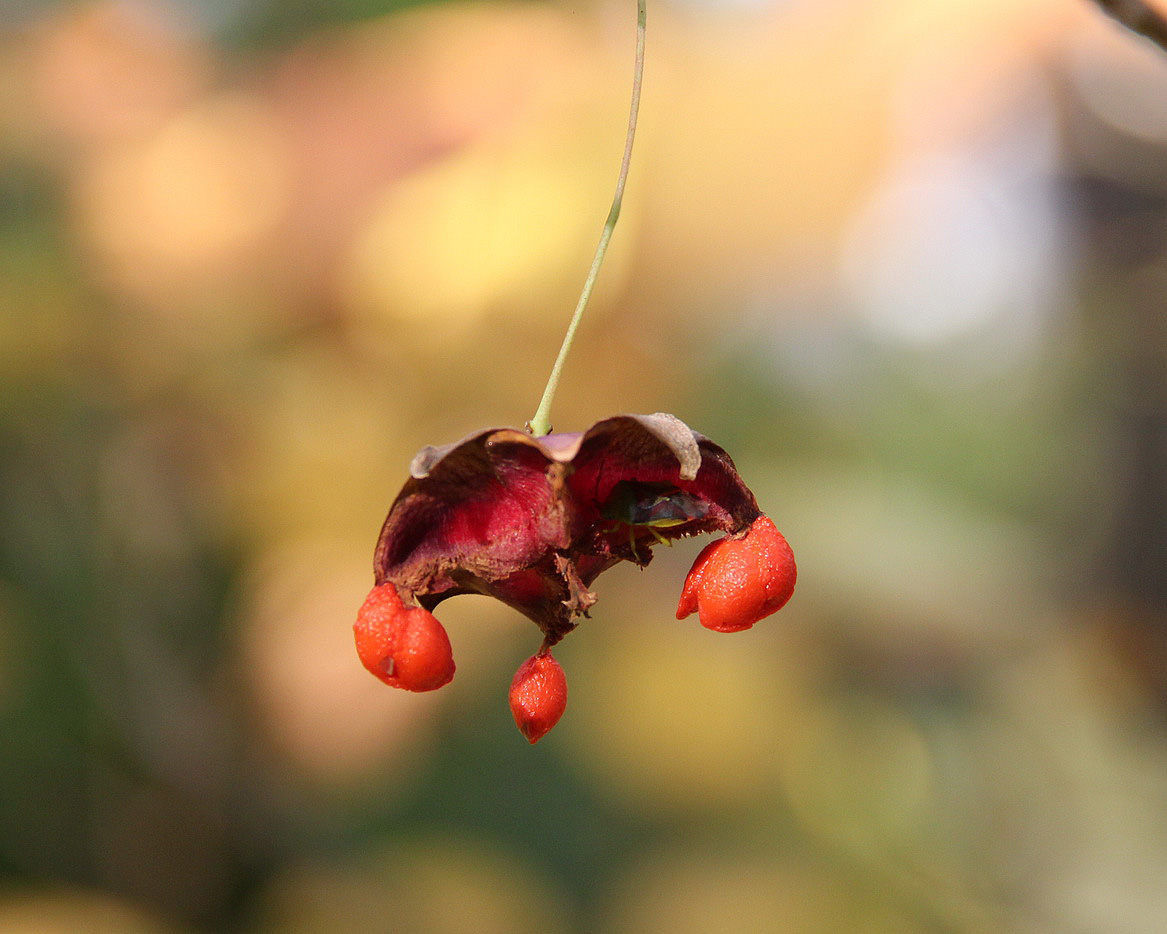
top-left (528, 0), bottom-right (646, 437)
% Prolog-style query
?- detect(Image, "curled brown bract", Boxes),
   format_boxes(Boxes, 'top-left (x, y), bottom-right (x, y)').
top-left (374, 413), bottom-right (761, 643)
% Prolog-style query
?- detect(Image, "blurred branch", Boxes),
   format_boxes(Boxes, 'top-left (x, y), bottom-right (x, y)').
top-left (1092, 0), bottom-right (1167, 54)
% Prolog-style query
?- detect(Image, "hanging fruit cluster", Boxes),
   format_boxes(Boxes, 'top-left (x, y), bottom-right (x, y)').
top-left (354, 413), bottom-right (796, 743)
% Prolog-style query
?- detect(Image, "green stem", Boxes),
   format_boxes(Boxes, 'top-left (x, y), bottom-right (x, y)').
top-left (528, 0), bottom-right (646, 437)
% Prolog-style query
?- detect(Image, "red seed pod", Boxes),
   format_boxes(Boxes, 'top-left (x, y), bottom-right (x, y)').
top-left (354, 583), bottom-right (455, 692)
top-left (676, 515), bottom-right (796, 632)
top-left (509, 652), bottom-right (568, 744)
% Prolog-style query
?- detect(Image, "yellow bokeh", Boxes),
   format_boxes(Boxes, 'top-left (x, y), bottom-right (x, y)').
top-left (341, 114), bottom-right (632, 333)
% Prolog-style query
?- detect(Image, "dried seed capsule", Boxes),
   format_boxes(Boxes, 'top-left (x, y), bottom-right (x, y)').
top-left (509, 652), bottom-right (568, 743)
top-left (354, 583), bottom-right (455, 692)
top-left (676, 515), bottom-right (796, 632)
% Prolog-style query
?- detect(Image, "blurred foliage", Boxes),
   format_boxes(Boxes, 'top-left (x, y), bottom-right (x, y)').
top-left (2, 0), bottom-right (1167, 931)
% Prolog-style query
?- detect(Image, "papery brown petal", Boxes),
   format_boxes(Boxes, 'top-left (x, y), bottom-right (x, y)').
top-left (375, 428), bottom-right (570, 600)
top-left (372, 414), bottom-right (765, 639)
top-left (568, 416), bottom-right (761, 541)
top-left (599, 413), bottom-right (703, 480)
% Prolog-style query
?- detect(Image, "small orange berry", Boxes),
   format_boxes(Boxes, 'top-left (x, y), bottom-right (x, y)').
top-left (509, 652), bottom-right (568, 743)
top-left (676, 515), bottom-right (796, 632)
top-left (354, 583), bottom-right (455, 692)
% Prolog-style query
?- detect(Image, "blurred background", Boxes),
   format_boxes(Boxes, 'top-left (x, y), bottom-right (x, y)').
top-left (2, 0), bottom-right (1167, 930)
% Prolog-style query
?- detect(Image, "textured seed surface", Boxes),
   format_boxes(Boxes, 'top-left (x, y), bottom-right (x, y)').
top-left (677, 516), bottom-right (796, 632)
top-left (509, 653), bottom-right (568, 743)
top-left (354, 584), bottom-right (455, 692)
